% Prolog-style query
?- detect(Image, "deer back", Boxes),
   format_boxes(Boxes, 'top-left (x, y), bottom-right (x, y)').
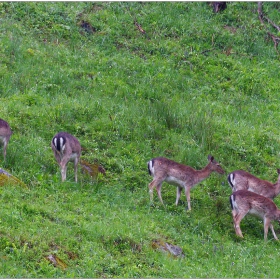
top-left (230, 190), bottom-right (280, 219)
top-left (148, 155), bottom-right (224, 186)
top-left (228, 170), bottom-right (275, 195)
top-left (52, 132), bottom-right (81, 158)
top-left (148, 157), bottom-right (196, 179)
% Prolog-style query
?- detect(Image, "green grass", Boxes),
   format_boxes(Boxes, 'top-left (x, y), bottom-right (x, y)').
top-left (1, 1), bottom-right (280, 278)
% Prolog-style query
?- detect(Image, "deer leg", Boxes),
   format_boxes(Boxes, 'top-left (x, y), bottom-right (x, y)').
top-left (232, 210), bottom-right (246, 238)
top-left (184, 186), bottom-right (192, 210)
top-left (148, 180), bottom-right (155, 202)
top-left (175, 187), bottom-right (182, 206)
top-left (149, 179), bottom-right (164, 205)
top-left (156, 184), bottom-right (164, 205)
top-left (74, 156), bottom-right (79, 183)
top-left (3, 142), bottom-right (6, 161)
top-left (60, 156), bottom-right (71, 182)
top-left (269, 224), bottom-right (278, 240)
top-left (264, 217), bottom-right (278, 240)
top-left (53, 152), bottom-right (64, 181)
top-left (2, 137), bottom-right (8, 161)
top-left (60, 163), bottom-right (67, 182)
top-left (264, 217), bottom-right (270, 241)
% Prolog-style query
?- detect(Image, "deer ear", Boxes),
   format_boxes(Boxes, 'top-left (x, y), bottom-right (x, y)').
top-left (208, 155), bottom-right (214, 162)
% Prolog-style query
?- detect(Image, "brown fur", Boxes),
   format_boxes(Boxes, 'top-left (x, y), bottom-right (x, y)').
top-left (211, 2), bottom-right (227, 13)
top-left (51, 132), bottom-right (81, 182)
top-left (0, 119), bottom-right (12, 161)
top-left (230, 190), bottom-right (280, 240)
top-left (147, 155), bottom-right (225, 210)
top-left (228, 169), bottom-right (280, 199)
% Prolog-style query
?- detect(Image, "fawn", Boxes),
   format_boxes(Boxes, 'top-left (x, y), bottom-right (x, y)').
top-left (230, 190), bottom-right (280, 240)
top-left (51, 132), bottom-right (81, 182)
top-left (147, 155), bottom-right (225, 210)
top-left (228, 169), bottom-right (280, 199)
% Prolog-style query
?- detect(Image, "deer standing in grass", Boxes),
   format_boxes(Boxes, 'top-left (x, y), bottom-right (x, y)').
top-left (0, 119), bottom-right (12, 161)
top-left (228, 169), bottom-right (280, 199)
top-left (51, 132), bottom-right (81, 182)
top-left (230, 190), bottom-right (280, 240)
top-left (147, 155), bottom-right (225, 210)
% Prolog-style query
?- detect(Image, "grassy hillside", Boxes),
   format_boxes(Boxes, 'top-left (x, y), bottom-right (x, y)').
top-left (1, 1), bottom-right (280, 278)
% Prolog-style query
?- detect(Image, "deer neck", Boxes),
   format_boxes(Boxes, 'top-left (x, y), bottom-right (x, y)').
top-left (194, 165), bottom-right (212, 184)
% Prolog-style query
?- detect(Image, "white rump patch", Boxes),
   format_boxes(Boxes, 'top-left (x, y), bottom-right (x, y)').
top-left (54, 137), bottom-right (57, 148)
top-left (230, 195), bottom-right (238, 209)
top-left (59, 137), bottom-right (66, 151)
top-left (148, 160), bottom-right (155, 176)
top-left (229, 173), bottom-right (235, 187)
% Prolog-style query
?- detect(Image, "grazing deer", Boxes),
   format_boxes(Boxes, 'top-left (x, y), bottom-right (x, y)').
top-left (51, 132), bottom-right (81, 182)
top-left (228, 169), bottom-right (280, 199)
top-left (230, 190), bottom-right (280, 240)
top-left (211, 2), bottom-right (227, 13)
top-left (147, 155), bottom-right (225, 210)
top-left (0, 119), bottom-right (12, 161)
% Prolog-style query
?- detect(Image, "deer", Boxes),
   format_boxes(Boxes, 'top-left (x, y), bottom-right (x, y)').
top-left (51, 132), bottom-right (81, 182)
top-left (147, 155), bottom-right (225, 210)
top-left (228, 169), bottom-right (280, 199)
top-left (211, 2), bottom-right (227, 13)
top-left (0, 119), bottom-right (12, 161)
top-left (230, 190), bottom-right (280, 240)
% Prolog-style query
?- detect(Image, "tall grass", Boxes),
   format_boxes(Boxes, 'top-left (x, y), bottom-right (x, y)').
top-left (1, 1), bottom-right (280, 278)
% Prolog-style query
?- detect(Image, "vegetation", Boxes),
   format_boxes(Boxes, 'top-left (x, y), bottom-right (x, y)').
top-left (1, 1), bottom-right (280, 278)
